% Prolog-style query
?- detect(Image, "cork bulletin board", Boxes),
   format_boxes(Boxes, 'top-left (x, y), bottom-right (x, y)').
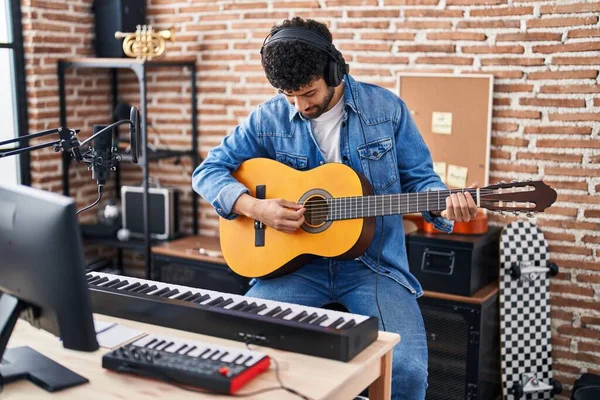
top-left (397, 73), bottom-right (494, 189)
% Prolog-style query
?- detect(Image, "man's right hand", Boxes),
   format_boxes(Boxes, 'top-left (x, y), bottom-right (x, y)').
top-left (233, 194), bottom-right (305, 233)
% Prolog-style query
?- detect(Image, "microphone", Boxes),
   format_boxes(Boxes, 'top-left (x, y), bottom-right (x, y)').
top-left (91, 124), bottom-right (115, 186)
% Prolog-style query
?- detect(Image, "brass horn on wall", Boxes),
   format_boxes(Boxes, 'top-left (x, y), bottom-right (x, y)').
top-left (115, 25), bottom-right (175, 60)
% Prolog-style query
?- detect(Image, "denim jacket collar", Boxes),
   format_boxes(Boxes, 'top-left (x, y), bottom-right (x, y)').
top-left (287, 75), bottom-right (359, 122)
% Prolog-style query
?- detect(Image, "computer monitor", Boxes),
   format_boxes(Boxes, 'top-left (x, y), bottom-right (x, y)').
top-left (0, 184), bottom-right (99, 392)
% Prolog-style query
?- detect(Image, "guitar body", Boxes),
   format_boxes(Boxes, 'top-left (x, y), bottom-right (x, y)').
top-left (219, 158), bottom-right (375, 279)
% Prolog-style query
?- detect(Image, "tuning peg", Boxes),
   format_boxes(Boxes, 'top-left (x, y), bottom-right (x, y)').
top-left (513, 210), bottom-right (520, 216)
top-left (500, 180), bottom-right (506, 184)
top-left (526, 212), bottom-right (535, 218)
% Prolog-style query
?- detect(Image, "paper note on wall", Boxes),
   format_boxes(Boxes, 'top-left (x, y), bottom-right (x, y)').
top-left (447, 165), bottom-right (468, 188)
top-left (433, 162), bottom-right (447, 183)
top-left (432, 112), bottom-right (453, 135)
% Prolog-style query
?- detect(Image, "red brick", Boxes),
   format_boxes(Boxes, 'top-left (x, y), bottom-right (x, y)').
top-left (457, 20), bottom-right (520, 29)
top-left (415, 57), bottom-right (473, 65)
top-left (541, 2), bottom-right (600, 14)
top-left (491, 123), bottom-right (520, 132)
top-left (494, 84), bottom-right (534, 92)
top-left (581, 316), bottom-right (600, 327)
top-left (584, 210), bottom-right (600, 218)
top-left (492, 137), bottom-right (529, 146)
top-left (568, 28), bottom-right (600, 39)
top-left (524, 126), bottom-right (591, 135)
top-left (534, 42), bottom-right (600, 54)
top-left (427, 32), bottom-right (486, 41)
top-left (360, 33), bottom-right (415, 41)
top-left (482, 58), bottom-right (544, 66)
top-left (544, 232), bottom-right (576, 242)
top-left (447, 0), bottom-right (507, 4)
top-left (516, 152), bottom-right (582, 163)
top-left (405, 9), bottom-right (464, 18)
top-left (494, 110), bottom-right (541, 119)
top-left (577, 274), bottom-right (600, 284)
top-left (470, 6), bottom-right (533, 17)
top-left (539, 220), bottom-right (600, 231)
top-left (528, 70), bottom-right (598, 80)
top-left (550, 112), bottom-right (600, 122)
top-left (553, 56), bottom-right (600, 65)
top-left (491, 162), bottom-right (538, 174)
top-left (462, 45), bottom-right (524, 54)
top-left (550, 282), bottom-right (594, 296)
top-left (539, 140), bottom-right (600, 149)
top-left (520, 98), bottom-right (586, 108)
top-left (497, 32), bottom-right (562, 42)
top-left (396, 21), bottom-right (453, 29)
top-left (541, 84), bottom-right (600, 94)
top-left (396, 45), bottom-right (456, 53)
top-left (347, 10), bottom-right (399, 18)
top-left (337, 21), bottom-right (390, 29)
top-left (527, 16), bottom-right (598, 29)
top-left (355, 56), bottom-right (409, 64)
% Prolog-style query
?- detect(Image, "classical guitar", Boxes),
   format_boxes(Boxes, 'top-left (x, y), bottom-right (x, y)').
top-left (219, 158), bottom-right (557, 279)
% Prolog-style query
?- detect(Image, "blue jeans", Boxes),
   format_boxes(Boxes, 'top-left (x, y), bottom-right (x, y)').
top-left (245, 258), bottom-right (428, 400)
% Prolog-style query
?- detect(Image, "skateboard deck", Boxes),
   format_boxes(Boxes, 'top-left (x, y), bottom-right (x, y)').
top-left (499, 220), bottom-right (561, 399)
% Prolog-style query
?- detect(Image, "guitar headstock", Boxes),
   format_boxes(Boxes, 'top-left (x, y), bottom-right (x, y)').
top-left (479, 180), bottom-right (557, 217)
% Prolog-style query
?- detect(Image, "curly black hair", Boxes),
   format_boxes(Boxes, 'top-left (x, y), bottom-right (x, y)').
top-left (261, 17), bottom-right (333, 92)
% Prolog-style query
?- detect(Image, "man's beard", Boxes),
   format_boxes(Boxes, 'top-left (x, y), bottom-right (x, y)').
top-left (301, 86), bottom-right (335, 119)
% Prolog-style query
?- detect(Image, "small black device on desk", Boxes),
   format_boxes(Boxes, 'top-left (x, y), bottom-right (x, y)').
top-left (406, 227), bottom-right (501, 296)
top-left (121, 184), bottom-right (180, 240)
top-left (103, 333), bottom-right (270, 394)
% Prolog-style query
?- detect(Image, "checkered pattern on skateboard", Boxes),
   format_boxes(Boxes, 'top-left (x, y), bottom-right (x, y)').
top-left (500, 220), bottom-right (553, 400)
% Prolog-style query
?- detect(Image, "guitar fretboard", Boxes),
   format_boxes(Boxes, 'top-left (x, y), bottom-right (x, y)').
top-left (322, 189), bottom-right (478, 221)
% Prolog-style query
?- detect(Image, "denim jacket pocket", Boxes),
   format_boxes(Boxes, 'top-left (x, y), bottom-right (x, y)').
top-left (275, 151), bottom-right (308, 170)
top-left (357, 137), bottom-right (398, 190)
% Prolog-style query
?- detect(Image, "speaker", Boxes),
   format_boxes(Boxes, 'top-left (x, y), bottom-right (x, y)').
top-left (419, 284), bottom-right (500, 400)
top-left (93, 0), bottom-right (145, 58)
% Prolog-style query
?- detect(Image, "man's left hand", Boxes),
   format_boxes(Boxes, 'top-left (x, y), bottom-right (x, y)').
top-left (441, 183), bottom-right (479, 222)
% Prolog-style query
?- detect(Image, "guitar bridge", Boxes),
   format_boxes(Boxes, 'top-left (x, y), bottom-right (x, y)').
top-left (254, 185), bottom-right (265, 247)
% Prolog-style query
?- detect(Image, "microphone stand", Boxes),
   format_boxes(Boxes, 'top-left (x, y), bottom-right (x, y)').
top-left (0, 119), bottom-right (134, 215)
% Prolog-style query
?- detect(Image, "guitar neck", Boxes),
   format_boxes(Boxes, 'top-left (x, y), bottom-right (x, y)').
top-left (327, 188), bottom-right (477, 220)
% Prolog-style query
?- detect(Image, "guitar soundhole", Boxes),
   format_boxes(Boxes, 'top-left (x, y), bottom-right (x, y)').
top-left (304, 195), bottom-right (329, 227)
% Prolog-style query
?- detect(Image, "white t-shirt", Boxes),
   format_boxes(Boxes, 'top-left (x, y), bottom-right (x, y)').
top-left (309, 95), bottom-right (345, 163)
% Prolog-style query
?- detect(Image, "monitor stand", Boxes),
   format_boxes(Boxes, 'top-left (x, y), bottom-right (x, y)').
top-left (0, 293), bottom-right (89, 392)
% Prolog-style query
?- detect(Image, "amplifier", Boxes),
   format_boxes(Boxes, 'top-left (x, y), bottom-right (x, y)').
top-left (121, 185), bottom-right (179, 240)
top-left (420, 284), bottom-right (500, 400)
top-left (407, 227), bottom-right (501, 296)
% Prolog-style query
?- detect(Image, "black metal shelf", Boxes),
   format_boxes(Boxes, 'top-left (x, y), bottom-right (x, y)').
top-left (58, 57), bottom-right (199, 279)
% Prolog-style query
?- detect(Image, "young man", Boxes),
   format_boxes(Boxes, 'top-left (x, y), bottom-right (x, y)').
top-left (193, 17), bottom-right (478, 400)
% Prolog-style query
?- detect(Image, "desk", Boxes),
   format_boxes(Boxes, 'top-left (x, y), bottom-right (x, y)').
top-left (5, 315), bottom-right (399, 400)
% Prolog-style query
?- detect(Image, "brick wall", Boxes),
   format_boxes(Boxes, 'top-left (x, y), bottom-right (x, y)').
top-left (21, 0), bottom-right (599, 396)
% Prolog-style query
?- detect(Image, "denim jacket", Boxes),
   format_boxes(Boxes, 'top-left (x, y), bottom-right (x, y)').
top-left (192, 75), bottom-right (454, 297)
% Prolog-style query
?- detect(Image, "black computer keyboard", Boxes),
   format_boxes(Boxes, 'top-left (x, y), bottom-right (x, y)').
top-left (102, 333), bottom-right (271, 394)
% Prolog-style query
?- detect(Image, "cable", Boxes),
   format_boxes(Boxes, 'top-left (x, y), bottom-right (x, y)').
top-left (76, 185), bottom-right (104, 215)
top-left (347, 76), bottom-right (387, 332)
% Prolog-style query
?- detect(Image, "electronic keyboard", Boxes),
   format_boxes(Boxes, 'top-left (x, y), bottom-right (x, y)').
top-left (87, 271), bottom-right (379, 361)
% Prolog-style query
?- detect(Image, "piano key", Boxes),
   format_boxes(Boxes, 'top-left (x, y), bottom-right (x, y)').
top-left (274, 308), bottom-right (292, 319)
top-left (150, 287), bottom-right (170, 297)
top-left (248, 304), bottom-right (267, 314)
top-left (132, 335), bottom-right (155, 347)
top-left (160, 289), bottom-right (179, 298)
top-left (192, 294), bottom-right (210, 304)
top-left (215, 298), bottom-right (234, 308)
top-left (240, 302), bottom-right (258, 312)
top-left (339, 319), bottom-right (356, 329)
top-left (207, 350), bottom-right (221, 360)
top-left (207, 296), bottom-right (224, 306)
top-left (144, 338), bottom-right (158, 348)
top-left (173, 291), bottom-right (193, 301)
top-left (149, 339), bottom-right (166, 349)
top-left (199, 348), bottom-right (215, 359)
top-left (302, 312), bottom-right (319, 324)
top-left (264, 306), bottom-right (282, 317)
top-left (309, 314), bottom-right (328, 326)
top-left (159, 341), bottom-right (175, 351)
top-left (187, 346), bottom-right (208, 358)
top-left (121, 282), bottom-right (141, 292)
top-left (137, 285), bottom-right (158, 294)
top-left (182, 345), bottom-right (196, 355)
top-left (174, 344), bottom-right (188, 354)
top-left (131, 283), bottom-right (150, 293)
top-left (101, 279), bottom-right (121, 288)
top-left (87, 275), bottom-right (102, 284)
top-left (220, 351), bottom-right (242, 363)
top-left (230, 301), bottom-right (248, 311)
top-left (291, 311), bottom-right (308, 322)
top-left (90, 276), bottom-right (109, 286)
top-left (328, 317), bottom-right (345, 329)
top-left (112, 280), bottom-right (130, 290)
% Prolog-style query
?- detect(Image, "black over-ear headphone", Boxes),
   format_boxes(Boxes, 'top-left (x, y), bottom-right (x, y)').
top-left (260, 27), bottom-right (350, 87)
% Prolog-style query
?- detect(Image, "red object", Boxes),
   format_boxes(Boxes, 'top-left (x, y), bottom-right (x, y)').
top-left (218, 366), bottom-right (230, 376)
top-left (230, 356), bottom-right (271, 394)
